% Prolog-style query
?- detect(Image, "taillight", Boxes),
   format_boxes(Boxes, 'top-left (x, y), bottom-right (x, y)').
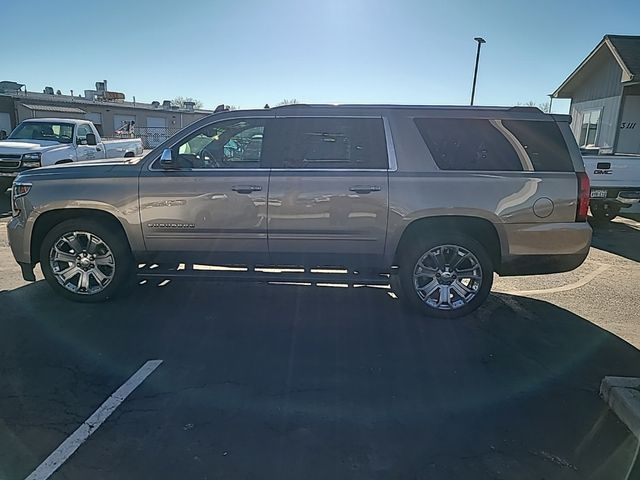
top-left (576, 172), bottom-right (590, 222)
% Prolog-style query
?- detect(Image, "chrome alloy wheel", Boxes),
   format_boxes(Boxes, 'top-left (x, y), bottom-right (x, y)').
top-left (412, 244), bottom-right (483, 311)
top-left (49, 231), bottom-right (116, 295)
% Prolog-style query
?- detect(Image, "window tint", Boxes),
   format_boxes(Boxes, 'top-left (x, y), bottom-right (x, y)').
top-left (415, 118), bottom-right (573, 172)
top-left (501, 120), bottom-right (574, 172)
top-left (169, 119), bottom-right (268, 169)
top-left (270, 118), bottom-right (388, 169)
top-left (76, 124), bottom-right (92, 143)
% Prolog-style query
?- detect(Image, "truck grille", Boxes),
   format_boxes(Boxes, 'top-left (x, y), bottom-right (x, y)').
top-left (0, 158), bottom-right (22, 170)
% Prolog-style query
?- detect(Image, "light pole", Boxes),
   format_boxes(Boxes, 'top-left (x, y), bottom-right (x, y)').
top-left (470, 37), bottom-right (486, 106)
top-left (548, 94), bottom-right (554, 114)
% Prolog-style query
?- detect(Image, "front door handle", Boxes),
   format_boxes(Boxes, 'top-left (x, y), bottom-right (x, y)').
top-left (232, 185), bottom-right (262, 194)
top-left (349, 185), bottom-right (381, 194)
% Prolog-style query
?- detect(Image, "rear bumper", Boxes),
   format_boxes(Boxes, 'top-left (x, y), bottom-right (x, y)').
top-left (498, 248), bottom-right (590, 276)
top-left (590, 187), bottom-right (640, 206)
top-left (498, 222), bottom-right (592, 276)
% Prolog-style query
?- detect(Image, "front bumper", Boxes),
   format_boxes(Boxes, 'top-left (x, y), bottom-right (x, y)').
top-left (8, 215), bottom-right (37, 281)
top-left (7, 215), bottom-right (32, 267)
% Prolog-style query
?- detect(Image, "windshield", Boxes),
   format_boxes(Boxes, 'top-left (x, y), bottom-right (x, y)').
top-left (8, 122), bottom-right (74, 144)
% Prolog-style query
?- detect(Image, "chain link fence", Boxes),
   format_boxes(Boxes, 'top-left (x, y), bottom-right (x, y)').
top-left (133, 127), bottom-right (181, 149)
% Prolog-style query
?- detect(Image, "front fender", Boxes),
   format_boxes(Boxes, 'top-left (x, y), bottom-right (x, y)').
top-left (41, 146), bottom-right (77, 166)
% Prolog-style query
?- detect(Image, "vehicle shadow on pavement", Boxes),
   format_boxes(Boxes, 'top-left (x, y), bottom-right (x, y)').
top-left (1, 281), bottom-right (639, 479)
top-left (590, 217), bottom-right (640, 263)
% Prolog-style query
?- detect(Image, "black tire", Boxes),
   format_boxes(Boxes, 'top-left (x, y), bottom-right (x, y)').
top-left (589, 203), bottom-right (620, 223)
top-left (40, 219), bottom-right (134, 302)
top-left (398, 233), bottom-right (494, 319)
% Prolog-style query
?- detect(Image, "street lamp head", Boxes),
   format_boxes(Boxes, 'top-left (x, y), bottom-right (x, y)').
top-left (474, 37), bottom-right (486, 44)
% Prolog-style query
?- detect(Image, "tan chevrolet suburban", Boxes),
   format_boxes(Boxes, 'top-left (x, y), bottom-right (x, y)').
top-left (7, 104), bottom-right (592, 318)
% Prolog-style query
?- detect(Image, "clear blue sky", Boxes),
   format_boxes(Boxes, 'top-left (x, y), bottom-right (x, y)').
top-left (2, 0), bottom-right (639, 112)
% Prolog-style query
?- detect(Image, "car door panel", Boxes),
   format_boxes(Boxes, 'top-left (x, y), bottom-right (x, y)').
top-left (268, 170), bottom-right (388, 266)
top-left (138, 117), bottom-right (272, 265)
top-left (266, 117), bottom-right (390, 268)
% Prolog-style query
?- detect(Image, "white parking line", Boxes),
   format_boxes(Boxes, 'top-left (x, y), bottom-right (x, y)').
top-left (24, 359), bottom-right (163, 480)
top-left (493, 264), bottom-right (610, 296)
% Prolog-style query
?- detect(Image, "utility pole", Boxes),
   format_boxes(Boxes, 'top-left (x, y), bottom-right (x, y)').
top-left (470, 37), bottom-right (486, 106)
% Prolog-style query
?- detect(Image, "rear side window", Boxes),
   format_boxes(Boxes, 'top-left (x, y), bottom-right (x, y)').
top-left (414, 118), bottom-right (573, 172)
top-left (270, 117), bottom-right (388, 169)
top-left (501, 120), bottom-right (573, 172)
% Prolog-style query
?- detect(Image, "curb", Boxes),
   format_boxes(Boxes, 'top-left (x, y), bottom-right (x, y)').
top-left (600, 376), bottom-right (640, 439)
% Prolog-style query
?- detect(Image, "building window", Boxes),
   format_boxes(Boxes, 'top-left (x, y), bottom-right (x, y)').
top-left (579, 109), bottom-right (601, 146)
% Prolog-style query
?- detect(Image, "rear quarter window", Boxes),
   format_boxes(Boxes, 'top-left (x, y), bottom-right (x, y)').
top-left (414, 118), bottom-right (574, 172)
top-left (501, 120), bottom-right (574, 172)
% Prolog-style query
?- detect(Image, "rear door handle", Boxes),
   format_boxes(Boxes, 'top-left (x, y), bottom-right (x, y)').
top-left (349, 185), bottom-right (381, 194)
top-left (232, 185), bottom-right (262, 194)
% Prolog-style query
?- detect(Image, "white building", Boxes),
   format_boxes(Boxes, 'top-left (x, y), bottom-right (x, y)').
top-left (553, 35), bottom-right (640, 155)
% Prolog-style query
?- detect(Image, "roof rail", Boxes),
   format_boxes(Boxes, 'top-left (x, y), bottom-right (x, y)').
top-left (271, 103), bottom-right (311, 109)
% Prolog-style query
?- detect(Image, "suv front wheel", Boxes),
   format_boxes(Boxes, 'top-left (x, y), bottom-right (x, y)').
top-left (40, 219), bottom-right (134, 302)
top-left (398, 234), bottom-right (494, 318)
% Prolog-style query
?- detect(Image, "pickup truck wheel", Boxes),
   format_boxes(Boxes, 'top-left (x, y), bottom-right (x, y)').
top-left (40, 219), bottom-right (134, 302)
top-left (590, 203), bottom-right (619, 223)
top-left (399, 234), bottom-right (493, 319)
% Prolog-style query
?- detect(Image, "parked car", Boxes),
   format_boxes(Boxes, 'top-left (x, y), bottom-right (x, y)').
top-left (582, 154), bottom-right (640, 222)
top-left (0, 118), bottom-right (143, 192)
top-left (7, 105), bottom-right (592, 318)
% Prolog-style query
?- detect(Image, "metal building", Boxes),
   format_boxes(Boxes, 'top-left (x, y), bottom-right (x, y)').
top-left (553, 35), bottom-right (640, 155)
top-left (0, 80), bottom-right (213, 148)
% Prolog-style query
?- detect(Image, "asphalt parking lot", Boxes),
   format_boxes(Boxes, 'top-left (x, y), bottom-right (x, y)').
top-left (1, 191), bottom-right (640, 479)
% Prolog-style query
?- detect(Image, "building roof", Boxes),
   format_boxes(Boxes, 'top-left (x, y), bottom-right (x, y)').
top-left (553, 34), bottom-right (640, 98)
top-left (607, 35), bottom-right (640, 77)
top-left (4, 89), bottom-right (213, 115)
top-left (23, 104), bottom-right (86, 114)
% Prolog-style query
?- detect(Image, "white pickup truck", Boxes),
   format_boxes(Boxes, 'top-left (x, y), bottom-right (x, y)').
top-left (584, 154), bottom-right (640, 222)
top-left (0, 118), bottom-right (143, 191)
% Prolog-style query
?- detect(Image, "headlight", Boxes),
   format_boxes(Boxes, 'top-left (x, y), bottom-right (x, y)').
top-left (11, 181), bottom-right (32, 217)
top-left (22, 152), bottom-right (41, 167)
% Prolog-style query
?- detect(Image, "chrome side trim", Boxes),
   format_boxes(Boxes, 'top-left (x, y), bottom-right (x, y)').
top-left (274, 115), bottom-right (382, 119)
top-left (270, 169), bottom-right (388, 173)
top-left (147, 115), bottom-right (395, 173)
top-left (383, 117), bottom-right (398, 172)
top-left (148, 164), bottom-right (269, 172)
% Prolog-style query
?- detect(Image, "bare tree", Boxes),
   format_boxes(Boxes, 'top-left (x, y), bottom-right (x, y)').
top-left (276, 98), bottom-right (300, 106)
top-left (517, 100), bottom-right (550, 113)
top-left (172, 96), bottom-right (204, 109)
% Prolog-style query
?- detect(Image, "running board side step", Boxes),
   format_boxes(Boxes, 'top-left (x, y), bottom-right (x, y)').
top-left (137, 268), bottom-right (391, 286)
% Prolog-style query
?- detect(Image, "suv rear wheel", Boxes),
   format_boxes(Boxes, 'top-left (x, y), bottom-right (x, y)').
top-left (398, 233), bottom-right (494, 318)
top-left (40, 219), bottom-right (134, 302)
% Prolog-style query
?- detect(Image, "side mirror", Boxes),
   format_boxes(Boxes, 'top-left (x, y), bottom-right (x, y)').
top-left (159, 148), bottom-right (175, 169)
top-left (86, 133), bottom-right (97, 146)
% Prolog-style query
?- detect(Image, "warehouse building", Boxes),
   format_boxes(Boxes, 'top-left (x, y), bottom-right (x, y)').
top-left (0, 80), bottom-right (213, 148)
